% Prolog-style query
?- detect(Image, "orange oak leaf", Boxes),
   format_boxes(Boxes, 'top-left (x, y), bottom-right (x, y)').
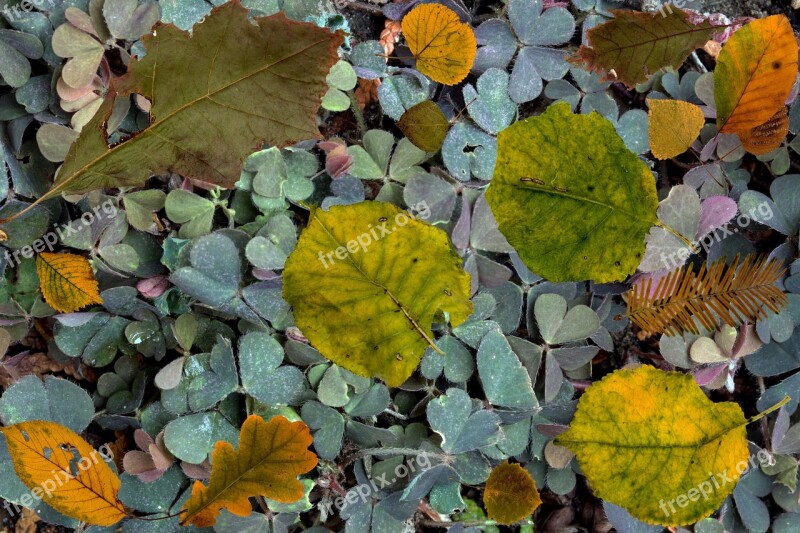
top-left (484, 461), bottom-right (541, 525)
top-left (402, 4), bottom-right (476, 85)
top-left (36, 252), bottom-right (103, 313)
top-left (1, 421), bottom-right (126, 526)
top-left (180, 415), bottom-right (318, 527)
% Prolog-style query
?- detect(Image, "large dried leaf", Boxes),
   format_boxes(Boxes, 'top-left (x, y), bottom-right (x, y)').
top-left (557, 365), bottom-right (749, 526)
top-left (1, 420), bottom-right (126, 526)
top-left (715, 15), bottom-right (798, 133)
top-left (571, 8), bottom-right (716, 87)
top-left (282, 202), bottom-right (472, 387)
top-left (180, 415), bottom-right (317, 527)
top-left (403, 4), bottom-right (476, 85)
top-left (627, 255), bottom-right (787, 336)
top-left (26, 2), bottom-right (343, 207)
top-left (36, 252), bottom-right (103, 313)
top-left (485, 102), bottom-right (658, 282)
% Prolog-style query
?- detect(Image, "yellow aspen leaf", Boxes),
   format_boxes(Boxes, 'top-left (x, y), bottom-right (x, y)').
top-left (647, 98), bottom-right (706, 159)
top-left (36, 252), bottom-right (102, 313)
top-left (557, 366), bottom-right (749, 526)
top-left (397, 100), bottom-right (451, 152)
top-left (715, 15), bottom-right (798, 133)
top-left (1, 420), bottom-right (126, 526)
top-left (738, 106), bottom-right (789, 155)
top-left (484, 461), bottom-right (541, 525)
top-left (180, 415), bottom-right (317, 527)
top-left (402, 4), bottom-right (476, 86)
top-left (282, 202), bottom-right (472, 387)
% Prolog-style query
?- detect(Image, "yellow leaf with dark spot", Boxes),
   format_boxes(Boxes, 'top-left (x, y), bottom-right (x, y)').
top-left (181, 415), bottom-right (317, 527)
top-left (36, 252), bottom-right (102, 313)
top-left (557, 366), bottom-right (749, 526)
top-left (397, 100), bottom-right (450, 152)
top-left (648, 99), bottom-right (705, 159)
top-left (715, 15), bottom-right (798, 133)
top-left (484, 461), bottom-right (541, 525)
top-left (738, 106), bottom-right (789, 155)
top-left (403, 4), bottom-right (476, 85)
top-left (1, 421), bottom-right (126, 526)
top-left (283, 202), bottom-right (472, 387)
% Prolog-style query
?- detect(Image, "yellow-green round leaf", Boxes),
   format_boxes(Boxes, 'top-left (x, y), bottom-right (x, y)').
top-left (282, 202), bottom-right (472, 387)
top-left (485, 102), bottom-right (658, 282)
top-left (557, 365), bottom-right (749, 526)
top-left (397, 100), bottom-right (450, 152)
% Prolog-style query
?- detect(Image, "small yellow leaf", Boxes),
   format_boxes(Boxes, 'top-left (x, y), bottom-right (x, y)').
top-left (397, 100), bottom-right (451, 152)
top-left (1, 421), bottom-right (126, 526)
top-left (715, 15), bottom-right (798, 133)
top-left (647, 99), bottom-right (706, 159)
top-left (484, 461), bottom-right (541, 525)
top-left (557, 365), bottom-right (749, 526)
top-left (738, 106), bottom-right (789, 155)
top-left (403, 4), bottom-right (476, 85)
top-left (36, 252), bottom-right (102, 313)
top-left (181, 415), bottom-right (317, 527)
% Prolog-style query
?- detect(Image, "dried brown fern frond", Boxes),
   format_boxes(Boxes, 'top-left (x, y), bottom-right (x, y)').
top-left (627, 255), bottom-right (787, 336)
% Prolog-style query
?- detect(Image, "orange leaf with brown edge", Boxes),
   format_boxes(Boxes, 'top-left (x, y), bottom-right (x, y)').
top-left (180, 415), bottom-right (317, 527)
top-left (647, 99), bottom-right (706, 160)
top-left (403, 4), bottom-right (476, 86)
top-left (1, 420), bottom-right (126, 526)
top-left (738, 106), bottom-right (789, 155)
top-left (715, 15), bottom-right (798, 134)
top-left (36, 252), bottom-right (103, 313)
top-left (484, 461), bottom-right (541, 525)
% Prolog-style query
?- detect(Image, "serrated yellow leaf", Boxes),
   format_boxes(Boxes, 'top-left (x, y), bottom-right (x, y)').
top-left (180, 415), bottom-right (317, 527)
top-left (1, 421), bottom-right (126, 526)
top-left (715, 15), bottom-right (798, 133)
top-left (557, 366), bottom-right (749, 526)
top-left (282, 202), bottom-right (472, 387)
top-left (36, 252), bottom-right (103, 313)
top-left (484, 461), bottom-right (541, 525)
top-left (403, 4), bottom-right (476, 86)
top-left (647, 99), bottom-right (705, 159)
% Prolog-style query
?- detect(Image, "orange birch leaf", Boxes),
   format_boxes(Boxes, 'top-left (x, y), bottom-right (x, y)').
top-left (180, 415), bottom-right (318, 527)
top-left (0, 420), bottom-right (126, 526)
top-left (402, 4), bottom-right (476, 85)
top-left (36, 252), bottom-right (103, 313)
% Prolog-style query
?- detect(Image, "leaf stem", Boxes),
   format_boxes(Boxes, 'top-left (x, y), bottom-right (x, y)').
top-left (748, 395), bottom-right (790, 425)
top-left (655, 221), bottom-right (697, 251)
top-left (348, 90), bottom-right (367, 137)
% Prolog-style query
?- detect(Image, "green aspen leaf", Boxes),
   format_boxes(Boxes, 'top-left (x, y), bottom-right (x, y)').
top-left (30, 2), bottom-right (344, 207)
top-left (283, 202), bottom-right (472, 387)
top-left (557, 365), bottom-right (749, 527)
top-left (485, 102), bottom-right (658, 282)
